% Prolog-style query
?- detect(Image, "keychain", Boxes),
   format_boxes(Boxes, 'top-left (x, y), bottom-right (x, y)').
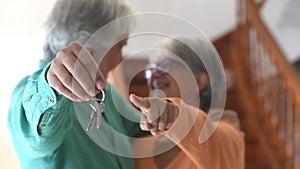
top-left (86, 89), bottom-right (105, 133)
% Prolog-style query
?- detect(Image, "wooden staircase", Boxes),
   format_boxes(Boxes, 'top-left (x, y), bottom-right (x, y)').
top-left (213, 0), bottom-right (300, 168)
top-left (214, 30), bottom-right (281, 169)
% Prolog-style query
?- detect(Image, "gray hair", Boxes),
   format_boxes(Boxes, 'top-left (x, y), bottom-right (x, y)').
top-left (150, 37), bottom-right (225, 111)
top-left (43, 0), bottom-right (134, 62)
top-left (150, 38), bottom-right (208, 74)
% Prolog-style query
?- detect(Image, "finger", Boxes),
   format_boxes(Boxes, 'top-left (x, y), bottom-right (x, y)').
top-left (50, 60), bottom-right (92, 101)
top-left (83, 46), bottom-right (107, 87)
top-left (73, 44), bottom-right (98, 76)
top-left (72, 43), bottom-right (106, 92)
top-left (165, 103), bottom-right (179, 129)
top-left (95, 69), bottom-right (106, 90)
top-left (74, 47), bottom-right (106, 93)
top-left (147, 97), bottom-right (166, 122)
top-left (47, 73), bottom-right (82, 102)
top-left (57, 44), bottom-right (100, 96)
top-left (140, 113), bottom-right (152, 131)
top-left (165, 120), bottom-right (172, 130)
top-left (150, 118), bottom-right (159, 136)
top-left (129, 94), bottom-right (150, 111)
top-left (59, 50), bottom-right (100, 95)
top-left (158, 108), bottom-right (168, 131)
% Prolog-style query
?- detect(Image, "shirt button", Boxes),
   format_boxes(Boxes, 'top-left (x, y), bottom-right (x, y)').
top-left (48, 97), bottom-right (54, 103)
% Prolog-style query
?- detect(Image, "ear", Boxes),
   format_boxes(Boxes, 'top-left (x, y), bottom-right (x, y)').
top-left (195, 72), bottom-right (209, 92)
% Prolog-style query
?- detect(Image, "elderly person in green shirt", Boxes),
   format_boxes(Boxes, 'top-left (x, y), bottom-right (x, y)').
top-left (7, 0), bottom-right (171, 168)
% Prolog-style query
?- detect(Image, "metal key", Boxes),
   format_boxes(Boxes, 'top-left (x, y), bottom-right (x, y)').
top-left (95, 100), bottom-right (105, 129)
top-left (86, 90), bottom-right (105, 133)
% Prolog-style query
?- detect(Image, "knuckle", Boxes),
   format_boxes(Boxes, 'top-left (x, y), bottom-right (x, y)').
top-left (70, 95), bottom-right (80, 102)
top-left (46, 68), bottom-right (54, 78)
top-left (71, 42), bottom-right (82, 51)
top-left (65, 57), bottom-right (76, 69)
top-left (52, 58), bottom-right (61, 67)
top-left (70, 41), bottom-right (80, 47)
top-left (149, 118), bottom-right (157, 124)
top-left (51, 81), bottom-right (63, 91)
top-left (86, 88), bottom-right (97, 96)
top-left (60, 74), bottom-right (72, 85)
top-left (59, 48), bottom-right (69, 56)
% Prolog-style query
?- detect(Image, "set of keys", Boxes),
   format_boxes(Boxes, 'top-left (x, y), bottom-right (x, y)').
top-left (86, 89), bottom-right (105, 133)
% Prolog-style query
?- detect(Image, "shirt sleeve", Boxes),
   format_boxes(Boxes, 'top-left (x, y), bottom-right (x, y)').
top-left (165, 98), bottom-right (245, 169)
top-left (7, 62), bottom-right (71, 157)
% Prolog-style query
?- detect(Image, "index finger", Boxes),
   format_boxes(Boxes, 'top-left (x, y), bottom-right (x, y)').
top-left (129, 94), bottom-right (150, 111)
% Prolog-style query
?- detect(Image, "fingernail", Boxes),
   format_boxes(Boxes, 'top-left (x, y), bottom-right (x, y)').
top-left (146, 123), bottom-right (152, 130)
top-left (129, 94), bottom-right (135, 101)
top-left (166, 123), bottom-right (172, 128)
top-left (96, 81), bottom-right (105, 90)
top-left (151, 130), bottom-right (158, 136)
top-left (130, 94), bottom-right (140, 102)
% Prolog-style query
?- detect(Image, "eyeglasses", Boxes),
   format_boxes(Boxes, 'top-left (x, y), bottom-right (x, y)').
top-left (145, 60), bottom-right (178, 90)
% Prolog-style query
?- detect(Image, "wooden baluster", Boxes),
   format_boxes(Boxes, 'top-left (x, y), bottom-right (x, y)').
top-left (277, 80), bottom-right (287, 166)
top-left (249, 27), bottom-right (256, 90)
top-left (250, 28), bottom-right (257, 90)
top-left (263, 47), bottom-right (272, 113)
top-left (257, 40), bottom-right (263, 100)
top-left (285, 93), bottom-right (294, 168)
top-left (294, 106), bottom-right (300, 169)
top-left (264, 50), bottom-right (278, 149)
top-left (271, 72), bottom-right (280, 152)
top-left (252, 28), bottom-right (259, 96)
top-left (269, 57), bottom-right (278, 124)
top-left (259, 38), bottom-right (271, 127)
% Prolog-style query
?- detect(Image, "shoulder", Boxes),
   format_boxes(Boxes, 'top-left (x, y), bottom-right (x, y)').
top-left (209, 109), bottom-right (241, 129)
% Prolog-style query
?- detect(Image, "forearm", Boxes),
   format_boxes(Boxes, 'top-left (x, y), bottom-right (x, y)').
top-left (165, 98), bottom-right (245, 169)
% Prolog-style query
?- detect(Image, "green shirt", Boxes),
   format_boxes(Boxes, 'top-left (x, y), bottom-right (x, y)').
top-left (7, 60), bottom-right (148, 169)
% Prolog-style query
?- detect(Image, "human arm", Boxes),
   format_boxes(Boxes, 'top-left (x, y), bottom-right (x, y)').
top-left (165, 98), bottom-right (245, 169)
top-left (7, 62), bottom-right (73, 157)
top-left (11, 41), bottom-right (107, 155)
top-left (130, 95), bottom-right (245, 169)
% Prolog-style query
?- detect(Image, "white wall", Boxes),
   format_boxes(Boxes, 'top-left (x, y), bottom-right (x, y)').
top-left (261, 0), bottom-right (300, 62)
top-left (128, 0), bottom-right (237, 39)
top-left (121, 0), bottom-right (237, 58)
top-left (0, 1), bottom-right (55, 169)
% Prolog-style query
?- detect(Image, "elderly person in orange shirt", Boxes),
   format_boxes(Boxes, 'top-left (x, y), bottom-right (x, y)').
top-left (130, 37), bottom-right (245, 169)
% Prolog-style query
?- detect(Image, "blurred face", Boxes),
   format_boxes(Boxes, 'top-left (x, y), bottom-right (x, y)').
top-left (100, 38), bottom-right (128, 77)
top-left (145, 60), bottom-right (197, 98)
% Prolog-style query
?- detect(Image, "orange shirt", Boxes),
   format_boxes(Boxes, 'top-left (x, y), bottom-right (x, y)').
top-left (133, 98), bottom-right (245, 169)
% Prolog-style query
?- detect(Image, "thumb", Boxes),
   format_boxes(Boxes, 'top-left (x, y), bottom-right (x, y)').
top-left (129, 94), bottom-right (150, 110)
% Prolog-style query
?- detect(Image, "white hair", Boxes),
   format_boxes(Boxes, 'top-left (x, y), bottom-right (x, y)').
top-left (150, 37), bottom-right (209, 74)
top-left (43, 0), bottom-right (134, 62)
top-left (150, 37), bottom-right (225, 111)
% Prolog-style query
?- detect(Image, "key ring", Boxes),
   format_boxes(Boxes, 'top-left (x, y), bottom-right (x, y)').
top-left (92, 89), bottom-right (105, 102)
